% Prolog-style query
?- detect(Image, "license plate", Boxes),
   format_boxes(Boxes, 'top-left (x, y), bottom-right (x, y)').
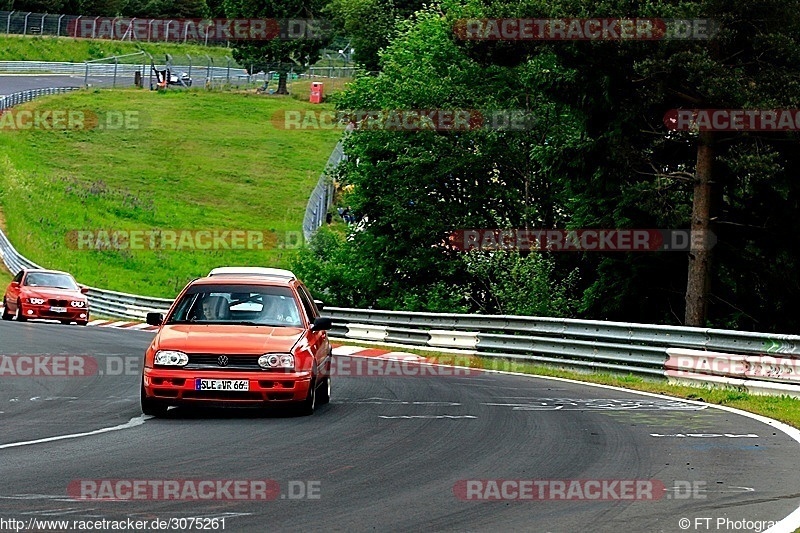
top-left (50, 306), bottom-right (67, 313)
top-left (195, 379), bottom-right (249, 391)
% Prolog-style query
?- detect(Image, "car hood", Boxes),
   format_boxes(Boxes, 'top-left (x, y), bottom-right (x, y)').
top-left (23, 287), bottom-right (85, 299)
top-left (155, 324), bottom-right (304, 354)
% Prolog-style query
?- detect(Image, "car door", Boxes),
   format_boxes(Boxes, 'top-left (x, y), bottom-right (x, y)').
top-left (297, 284), bottom-right (330, 376)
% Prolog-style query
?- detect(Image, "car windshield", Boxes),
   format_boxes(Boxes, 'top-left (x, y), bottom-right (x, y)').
top-left (23, 272), bottom-right (79, 290)
top-left (166, 284), bottom-right (302, 327)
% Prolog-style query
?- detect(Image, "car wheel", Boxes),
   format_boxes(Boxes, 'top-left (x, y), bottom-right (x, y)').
top-left (1, 298), bottom-right (11, 321)
top-left (317, 375), bottom-right (331, 405)
top-left (140, 382), bottom-right (168, 417)
top-left (297, 377), bottom-right (317, 416)
top-left (77, 320), bottom-right (88, 326)
top-left (60, 320), bottom-right (72, 325)
top-left (15, 300), bottom-right (26, 322)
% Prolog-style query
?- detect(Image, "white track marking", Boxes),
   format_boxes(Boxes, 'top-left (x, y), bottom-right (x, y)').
top-left (379, 415), bottom-right (476, 419)
top-left (0, 415), bottom-right (148, 450)
top-left (331, 346), bottom-right (364, 356)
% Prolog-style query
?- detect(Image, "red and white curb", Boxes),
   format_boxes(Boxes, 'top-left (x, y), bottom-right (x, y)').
top-left (87, 319), bottom-right (159, 331)
top-left (331, 344), bottom-right (426, 361)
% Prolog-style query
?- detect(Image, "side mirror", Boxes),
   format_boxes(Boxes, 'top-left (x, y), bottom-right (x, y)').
top-left (314, 299), bottom-right (325, 311)
top-left (311, 316), bottom-right (332, 331)
top-left (80, 286), bottom-right (90, 294)
top-left (146, 312), bottom-right (164, 326)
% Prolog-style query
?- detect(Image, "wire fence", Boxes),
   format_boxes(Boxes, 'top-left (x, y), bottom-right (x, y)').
top-left (0, 60), bottom-right (357, 91)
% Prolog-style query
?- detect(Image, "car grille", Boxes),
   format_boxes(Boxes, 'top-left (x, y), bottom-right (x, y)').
top-left (49, 299), bottom-right (69, 306)
top-left (184, 354), bottom-right (262, 371)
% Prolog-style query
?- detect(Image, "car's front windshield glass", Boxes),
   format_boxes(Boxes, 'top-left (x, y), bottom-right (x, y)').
top-left (23, 272), bottom-right (79, 290)
top-left (166, 284), bottom-right (302, 327)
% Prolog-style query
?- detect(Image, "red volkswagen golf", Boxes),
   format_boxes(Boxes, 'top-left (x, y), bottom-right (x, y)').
top-left (140, 268), bottom-right (333, 417)
top-left (2, 269), bottom-right (90, 325)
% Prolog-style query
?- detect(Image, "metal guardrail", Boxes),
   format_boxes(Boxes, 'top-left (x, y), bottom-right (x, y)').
top-left (321, 307), bottom-right (800, 356)
top-left (0, 86), bottom-right (80, 110)
top-left (322, 307), bottom-right (800, 376)
top-left (303, 139), bottom-right (346, 242)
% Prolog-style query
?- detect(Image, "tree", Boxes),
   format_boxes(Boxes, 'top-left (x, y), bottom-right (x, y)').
top-left (324, 0), bottom-right (426, 71)
top-left (318, 0), bottom-right (800, 331)
top-left (451, 0), bottom-right (800, 329)
top-left (295, 11), bottom-right (587, 312)
top-left (223, 0), bottom-right (332, 93)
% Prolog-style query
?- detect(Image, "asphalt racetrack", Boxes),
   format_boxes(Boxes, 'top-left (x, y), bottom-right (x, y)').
top-left (1, 320), bottom-right (799, 532)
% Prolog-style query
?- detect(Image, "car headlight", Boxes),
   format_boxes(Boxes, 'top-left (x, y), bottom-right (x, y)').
top-left (258, 353), bottom-right (294, 370)
top-left (28, 297), bottom-right (46, 305)
top-left (154, 350), bottom-right (189, 366)
top-left (70, 300), bottom-right (86, 308)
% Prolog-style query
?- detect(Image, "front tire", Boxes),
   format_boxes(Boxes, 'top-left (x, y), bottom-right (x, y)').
top-left (141, 382), bottom-right (168, 417)
top-left (1, 298), bottom-right (11, 321)
top-left (15, 300), bottom-right (26, 322)
top-left (297, 377), bottom-right (317, 416)
top-left (317, 375), bottom-right (331, 405)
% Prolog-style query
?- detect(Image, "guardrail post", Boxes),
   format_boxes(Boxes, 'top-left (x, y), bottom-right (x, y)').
top-left (84, 60), bottom-right (89, 87)
top-left (23, 12), bottom-right (30, 35)
top-left (113, 55), bottom-right (118, 88)
top-left (6, 11), bottom-right (13, 35)
top-left (57, 14), bottom-right (64, 36)
top-left (225, 55), bottom-right (231, 84)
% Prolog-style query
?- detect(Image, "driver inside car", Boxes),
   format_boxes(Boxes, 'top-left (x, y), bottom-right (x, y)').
top-left (194, 295), bottom-right (227, 321)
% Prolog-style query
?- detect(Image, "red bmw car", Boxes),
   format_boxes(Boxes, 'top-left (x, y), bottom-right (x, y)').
top-left (141, 268), bottom-right (333, 417)
top-left (2, 269), bottom-right (90, 325)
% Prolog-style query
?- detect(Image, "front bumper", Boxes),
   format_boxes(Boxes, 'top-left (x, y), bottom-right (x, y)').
top-left (21, 304), bottom-right (88, 322)
top-left (143, 367), bottom-right (312, 406)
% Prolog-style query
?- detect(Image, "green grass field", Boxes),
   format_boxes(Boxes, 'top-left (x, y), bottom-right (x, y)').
top-left (0, 88), bottom-right (342, 297)
top-left (0, 34), bottom-right (239, 65)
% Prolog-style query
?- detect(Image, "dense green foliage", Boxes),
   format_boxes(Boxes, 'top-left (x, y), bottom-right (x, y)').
top-left (293, 1), bottom-right (800, 332)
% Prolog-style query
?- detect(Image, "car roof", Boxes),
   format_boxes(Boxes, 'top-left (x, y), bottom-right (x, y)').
top-left (21, 269), bottom-right (74, 276)
top-left (207, 267), bottom-right (296, 280)
top-left (191, 275), bottom-right (296, 288)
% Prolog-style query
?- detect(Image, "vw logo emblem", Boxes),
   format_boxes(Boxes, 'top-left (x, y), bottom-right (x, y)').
top-left (217, 355), bottom-right (229, 367)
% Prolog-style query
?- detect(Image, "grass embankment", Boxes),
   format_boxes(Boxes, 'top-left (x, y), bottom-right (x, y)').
top-left (0, 34), bottom-right (239, 65)
top-left (333, 340), bottom-right (800, 431)
top-left (0, 88), bottom-right (343, 297)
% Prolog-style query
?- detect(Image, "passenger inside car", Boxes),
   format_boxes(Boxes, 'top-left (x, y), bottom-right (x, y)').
top-left (261, 295), bottom-right (299, 325)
